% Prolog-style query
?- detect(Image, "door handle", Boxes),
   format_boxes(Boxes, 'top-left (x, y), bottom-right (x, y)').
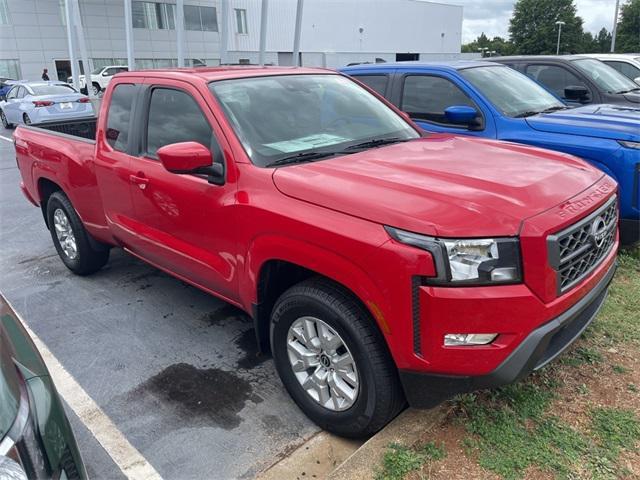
top-left (129, 174), bottom-right (149, 190)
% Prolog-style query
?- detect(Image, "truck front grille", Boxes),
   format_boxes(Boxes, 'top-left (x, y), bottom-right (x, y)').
top-left (547, 195), bottom-right (617, 295)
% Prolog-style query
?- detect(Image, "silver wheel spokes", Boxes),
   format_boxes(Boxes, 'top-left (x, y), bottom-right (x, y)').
top-left (287, 317), bottom-right (359, 411)
top-left (53, 209), bottom-right (78, 260)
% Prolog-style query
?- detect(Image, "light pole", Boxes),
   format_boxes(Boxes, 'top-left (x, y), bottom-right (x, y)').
top-left (555, 21), bottom-right (565, 55)
top-left (611, 0), bottom-right (620, 52)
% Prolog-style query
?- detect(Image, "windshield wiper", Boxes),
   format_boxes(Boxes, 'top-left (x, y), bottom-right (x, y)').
top-left (513, 111), bottom-right (543, 118)
top-left (540, 106), bottom-right (569, 113)
top-left (266, 151), bottom-right (345, 168)
top-left (615, 88), bottom-right (640, 94)
top-left (343, 137), bottom-right (411, 151)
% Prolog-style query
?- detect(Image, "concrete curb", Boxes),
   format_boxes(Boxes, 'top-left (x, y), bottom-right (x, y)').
top-left (328, 407), bottom-right (449, 480)
top-left (257, 431), bottom-right (363, 480)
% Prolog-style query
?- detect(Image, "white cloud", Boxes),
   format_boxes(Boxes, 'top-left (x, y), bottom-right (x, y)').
top-left (449, 0), bottom-right (619, 43)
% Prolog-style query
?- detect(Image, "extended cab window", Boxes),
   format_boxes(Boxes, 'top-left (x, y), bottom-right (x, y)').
top-left (603, 61), bottom-right (640, 81)
top-left (106, 83), bottom-right (136, 152)
top-left (525, 64), bottom-right (587, 98)
top-left (401, 75), bottom-right (477, 125)
top-left (146, 88), bottom-right (213, 157)
top-left (352, 75), bottom-right (388, 96)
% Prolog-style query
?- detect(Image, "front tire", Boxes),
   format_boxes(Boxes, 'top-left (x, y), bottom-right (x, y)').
top-left (271, 278), bottom-right (405, 437)
top-left (91, 83), bottom-right (101, 96)
top-left (46, 191), bottom-right (110, 275)
top-left (1, 109), bottom-right (13, 129)
top-left (23, 113), bottom-right (31, 125)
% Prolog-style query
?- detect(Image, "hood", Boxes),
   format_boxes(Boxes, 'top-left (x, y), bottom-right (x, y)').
top-left (272, 135), bottom-right (604, 237)
top-left (526, 104), bottom-right (640, 141)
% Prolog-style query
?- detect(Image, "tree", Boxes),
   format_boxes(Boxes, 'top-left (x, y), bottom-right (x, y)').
top-left (595, 28), bottom-right (612, 52)
top-left (461, 34), bottom-right (515, 56)
top-left (509, 0), bottom-right (585, 54)
top-left (615, 0), bottom-right (640, 53)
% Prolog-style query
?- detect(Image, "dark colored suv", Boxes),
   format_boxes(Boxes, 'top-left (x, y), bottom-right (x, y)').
top-left (489, 55), bottom-right (640, 107)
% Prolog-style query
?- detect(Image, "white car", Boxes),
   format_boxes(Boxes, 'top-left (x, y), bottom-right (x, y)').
top-left (577, 54), bottom-right (640, 85)
top-left (68, 65), bottom-right (128, 95)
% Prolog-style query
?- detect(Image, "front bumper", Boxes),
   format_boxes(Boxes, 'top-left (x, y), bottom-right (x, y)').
top-left (399, 261), bottom-right (616, 408)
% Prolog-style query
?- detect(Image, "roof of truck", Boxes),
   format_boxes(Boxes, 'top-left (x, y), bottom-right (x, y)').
top-left (117, 66), bottom-right (336, 83)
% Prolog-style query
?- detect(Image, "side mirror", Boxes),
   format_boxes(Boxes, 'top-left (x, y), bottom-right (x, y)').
top-left (564, 85), bottom-right (589, 101)
top-left (102, 71), bottom-right (109, 76)
top-left (444, 105), bottom-right (479, 126)
top-left (157, 141), bottom-right (224, 185)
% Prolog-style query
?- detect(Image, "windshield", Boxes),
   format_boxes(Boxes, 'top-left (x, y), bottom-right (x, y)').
top-left (572, 58), bottom-right (639, 93)
top-left (30, 84), bottom-right (77, 95)
top-left (460, 66), bottom-right (565, 117)
top-left (209, 74), bottom-right (419, 167)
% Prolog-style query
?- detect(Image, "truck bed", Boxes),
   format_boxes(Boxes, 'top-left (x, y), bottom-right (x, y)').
top-left (33, 117), bottom-right (97, 141)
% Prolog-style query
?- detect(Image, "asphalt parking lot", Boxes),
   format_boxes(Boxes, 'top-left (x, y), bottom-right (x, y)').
top-left (0, 124), bottom-right (318, 478)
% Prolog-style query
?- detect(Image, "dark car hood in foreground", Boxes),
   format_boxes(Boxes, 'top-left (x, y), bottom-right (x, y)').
top-left (273, 135), bottom-right (603, 238)
top-left (527, 104), bottom-right (640, 141)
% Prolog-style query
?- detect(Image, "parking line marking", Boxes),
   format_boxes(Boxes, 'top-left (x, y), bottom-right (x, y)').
top-left (0, 134), bottom-right (12, 142)
top-left (7, 299), bottom-right (162, 480)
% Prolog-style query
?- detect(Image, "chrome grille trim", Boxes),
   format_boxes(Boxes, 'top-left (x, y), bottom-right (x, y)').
top-left (547, 194), bottom-right (617, 295)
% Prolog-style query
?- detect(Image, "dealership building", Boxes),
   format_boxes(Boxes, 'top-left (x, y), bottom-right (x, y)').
top-left (0, 0), bottom-right (466, 83)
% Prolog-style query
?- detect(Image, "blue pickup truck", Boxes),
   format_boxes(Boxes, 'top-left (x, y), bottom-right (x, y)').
top-left (340, 61), bottom-right (640, 245)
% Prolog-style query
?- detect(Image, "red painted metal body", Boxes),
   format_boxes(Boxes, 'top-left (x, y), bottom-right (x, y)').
top-left (14, 67), bottom-right (618, 378)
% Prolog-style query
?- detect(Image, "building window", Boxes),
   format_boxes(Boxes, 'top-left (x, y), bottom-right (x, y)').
top-left (0, 59), bottom-right (20, 79)
top-left (132, 1), bottom-right (175, 30)
top-left (235, 8), bottom-right (247, 34)
top-left (0, 0), bottom-right (10, 25)
top-left (184, 5), bottom-right (217, 32)
top-left (92, 58), bottom-right (128, 69)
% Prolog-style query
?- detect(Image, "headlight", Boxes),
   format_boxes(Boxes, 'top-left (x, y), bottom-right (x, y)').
top-left (385, 226), bottom-right (522, 285)
top-left (619, 140), bottom-right (640, 150)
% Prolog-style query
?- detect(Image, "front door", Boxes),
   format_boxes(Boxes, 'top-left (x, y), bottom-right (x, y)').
top-left (126, 80), bottom-right (239, 302)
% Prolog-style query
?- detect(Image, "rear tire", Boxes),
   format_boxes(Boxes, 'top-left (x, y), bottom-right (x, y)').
top-left (91, 83), bottom-right (101, 96)
top-left (23, 113), bottom-right (31, 125)
top-left (46, 191), bottom-right (110, 275)
top-left (0, 109), bottom-right (13, 129)
top-left (270, 278), bottom-right (406, 438)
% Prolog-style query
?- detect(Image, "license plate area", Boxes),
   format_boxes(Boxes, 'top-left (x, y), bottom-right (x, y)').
top-left (60, 102), bottom-right (72, 109)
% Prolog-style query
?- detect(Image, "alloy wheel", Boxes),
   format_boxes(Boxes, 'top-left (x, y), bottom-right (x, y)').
top-left (287, 316), bottom-right (359, 411)
top-left (53, 208), bottom-right (78, 260)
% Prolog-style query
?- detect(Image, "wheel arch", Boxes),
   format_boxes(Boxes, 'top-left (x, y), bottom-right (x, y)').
top-left (245, 236), bottom-right (391, 355)
top-left (37, 177), bottom-right (63, 228)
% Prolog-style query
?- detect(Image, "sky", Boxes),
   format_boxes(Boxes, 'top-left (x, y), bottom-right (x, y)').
top-left (451, 0), bottom-right (619, 43)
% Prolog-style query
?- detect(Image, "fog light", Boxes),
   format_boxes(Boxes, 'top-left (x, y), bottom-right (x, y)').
top-left (444, 333), bottom-right (498, 346)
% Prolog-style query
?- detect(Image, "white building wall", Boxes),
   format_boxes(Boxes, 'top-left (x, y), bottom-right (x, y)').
top-left (0, 0), bottom-right (464, 82)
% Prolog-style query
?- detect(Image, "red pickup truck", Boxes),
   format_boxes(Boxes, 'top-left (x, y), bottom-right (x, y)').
top-left (14, 67), bottom-right (618, 437)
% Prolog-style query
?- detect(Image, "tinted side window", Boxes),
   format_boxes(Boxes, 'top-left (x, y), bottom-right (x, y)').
top-left (7, 86), bottom-right (18, 99)
top-left (401, 75), bottom-right (476, 124)
top-left (604, 61), bottom-right (640, 80)
top-left (106, 84), bottom-right (136, 152)
top-left (525, 64), bottom-right (586, 98)
top-left (104, 68), bottom-right (117, 76)
top-left (352, 75), bottom-right (389, 96)
top-left (146, 88), bottom-right (213, 157)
